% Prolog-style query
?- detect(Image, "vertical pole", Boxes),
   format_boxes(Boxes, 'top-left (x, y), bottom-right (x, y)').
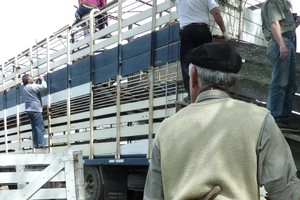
top-left (67, 27), bottom-right (72, 149)
top-left (73, 150), bottom-right (85, 200)
top-left (30, 47), bottom-right (33, 76)
top-left (64, 150), bottom-right (76, 199)
top-left (147, 0), bottom-right (157, 159)
top-left (237, 0), bottom-right (245, 40)
top-left (2, 65), bottom-right (8, 153)
top-left (46, 37), bottom-right (52, 152)
top-left (115, 0), bottom-right (123, 159)
top-left (89, 9), bottom-right (96, 56)
top-left (15, 57), bottom-right (21, 150)
top-left (89, 11), bottom-right (96, 159)
top-left (89, 60), bottom-right (95, 159)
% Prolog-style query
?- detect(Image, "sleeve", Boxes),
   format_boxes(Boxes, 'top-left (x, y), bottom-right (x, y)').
top-left (257, 113), bottom-right (300, 200)
top-left (31, 80), bottom-right (47, 94)
top-left (143, 142), bottom-right (164, 200)
top-left (207, 0), bottom-right (219, 11)
top-left (266, 0), bottom-right (285, 23)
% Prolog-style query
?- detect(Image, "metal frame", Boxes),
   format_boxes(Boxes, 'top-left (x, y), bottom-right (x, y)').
top-left (0, 150), bottom-right (85, 199)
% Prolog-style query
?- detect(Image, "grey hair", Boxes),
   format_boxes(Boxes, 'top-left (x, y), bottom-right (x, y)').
top-left (188, 64), bottom-right (239, 92)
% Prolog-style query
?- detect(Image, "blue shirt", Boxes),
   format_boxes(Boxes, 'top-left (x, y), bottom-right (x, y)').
top-left (23, 81), bottom-right (47, 112)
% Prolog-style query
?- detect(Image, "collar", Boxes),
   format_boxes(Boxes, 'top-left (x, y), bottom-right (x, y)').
top-left (194, 90), bottom-right (230, 103)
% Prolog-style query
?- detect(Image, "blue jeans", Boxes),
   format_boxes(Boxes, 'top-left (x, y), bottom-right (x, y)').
top-left (27, 111), bottom-right (46, 147)
top-left (266, 36), bottom-right (297, 124)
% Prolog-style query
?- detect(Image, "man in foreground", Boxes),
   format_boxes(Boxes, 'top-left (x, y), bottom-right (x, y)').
top-left (143, 42), bottom-right (300, 200)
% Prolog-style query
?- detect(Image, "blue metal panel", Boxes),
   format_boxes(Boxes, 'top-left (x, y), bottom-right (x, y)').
top-left (122, 34), bottom-right (151, 60)
top-left (19, 86), bottom-right (24, 104)
top-left (94, 47), bottom-right (118, 67)
top-left (121, 53), bottom-right (151, 76)
top-left (84, 156), bottom-right (149, 166)
top-left (6, 88), bottom-right (17, 108)
top-left (154, 23), bottom-right (180, 49)
top-left (154, 43), bottom-right (180, 67)
top-left (168, 23), bottom-right (180, 43)
top-left (71, 58), bottom-right (91, 87)
top-left (94, 62), bottom-right (118, 84)
top-left (0, 93), bottom-right (4, 110)
top-left (50, 67), bottom-right (67, 94)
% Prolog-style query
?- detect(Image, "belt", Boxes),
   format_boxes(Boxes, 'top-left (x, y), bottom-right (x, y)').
top-left (182, 23), bottom-right (209, 30)
top-left (269, 31), bottom-right (296, 42)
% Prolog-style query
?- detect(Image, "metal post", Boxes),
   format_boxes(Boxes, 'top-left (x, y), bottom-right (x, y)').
top-left (67, 28), bottom-right (72, 149)
top-left (89, 12), bottom-right (96, 159)
top-left (88, 11), bottom-right (96, 158)
top-left (148, 67), bottom-right (154, 159)
top-left (2, 65), bottom-right (8, 153)
top-left (30, 47), bottom-right (33, 76)
top-left (73, 150), bottom-right (85, 200)
top-left (115, 0), bottom-right (123, 159)
top-left (89, 9), bottom-right (97, 55)
top-left (147, 0), bottom-right (158, 159)
top-left (46, 37), bottom-right (52, 152)
top-left (237, 0), bottom-right (245, 40)
top-left (15, 57), bottom-right (21, 150)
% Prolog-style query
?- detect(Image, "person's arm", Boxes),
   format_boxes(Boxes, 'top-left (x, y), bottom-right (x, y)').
top-left (32, 75), bottom-right (47, 93)
top-left (257, 113), bottom-right (300, 200)
top-left (270, 20), bottom-right (288, 59)
top-left (143, 143), bottom-right (164, 200)
top-left (210, 7), bottom-right (229, 40)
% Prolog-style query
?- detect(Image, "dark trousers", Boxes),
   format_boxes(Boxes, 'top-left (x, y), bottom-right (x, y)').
top-left (179, 24), bottom-right (212, 96)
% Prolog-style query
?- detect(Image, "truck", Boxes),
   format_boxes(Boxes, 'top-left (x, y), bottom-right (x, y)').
top-left (0, 0), bottom-right (299, 199)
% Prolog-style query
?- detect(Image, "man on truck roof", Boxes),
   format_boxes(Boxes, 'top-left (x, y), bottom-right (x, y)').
top-left (143, 42), bottom-right (300, 200)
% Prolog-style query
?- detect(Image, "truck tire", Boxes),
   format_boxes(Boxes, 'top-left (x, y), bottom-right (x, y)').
top-left (84, 166), bottom-right (103, 200)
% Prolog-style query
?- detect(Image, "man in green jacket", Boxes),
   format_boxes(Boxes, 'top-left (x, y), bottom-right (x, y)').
top-left (143, 42), bottom-right (300, 200)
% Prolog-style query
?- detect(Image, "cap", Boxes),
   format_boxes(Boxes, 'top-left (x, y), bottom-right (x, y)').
top-left (186, 42), bottom-right (242, 73)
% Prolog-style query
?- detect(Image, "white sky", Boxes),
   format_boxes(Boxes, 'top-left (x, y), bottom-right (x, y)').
top-left (0, 0), bottom-right (78, 64)
top-left (0, 0), bottom-right (300, 64)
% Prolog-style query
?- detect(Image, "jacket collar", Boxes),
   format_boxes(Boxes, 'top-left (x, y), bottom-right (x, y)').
top-left (195, 90), bottom-right (230, 103)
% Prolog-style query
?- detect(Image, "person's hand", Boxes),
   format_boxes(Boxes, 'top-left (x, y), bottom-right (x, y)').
top-left (279, 44), bottom-right (288, 59)
top-left (39, 75), bottom-right (44, 81)
top-left (222, 31), bottom-right (230, 41)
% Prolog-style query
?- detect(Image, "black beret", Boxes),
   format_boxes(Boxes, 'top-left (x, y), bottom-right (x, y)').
top-left (186, 42), bottom-right (242, 73)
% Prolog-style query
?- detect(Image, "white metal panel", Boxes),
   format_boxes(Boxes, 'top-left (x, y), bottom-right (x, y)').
top-left (1, 188), bottom-right (67, 200)
top-left (120, 139), bottom-right (148, 155)
top-left (70, 83), bottom-right (90, 98)
top-left (0, 150), bottom-right (83, 200)
top-left (94, 141), bottom-right (116, 156)
top-left (0, 153), bottom-right (58, 165)
top-left (0, 171), bottom-right (65, 183)
top-left (51, 90), bottom-right (68, 103)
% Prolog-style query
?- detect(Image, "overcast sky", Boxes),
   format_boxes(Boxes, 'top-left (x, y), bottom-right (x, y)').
top-left (0, 0), bottom-right (299, 64)
top-left (0, 0), bottom-right (78, 64)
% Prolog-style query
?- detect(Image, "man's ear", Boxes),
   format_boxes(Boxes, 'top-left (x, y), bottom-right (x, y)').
top-left (191, 66), bottom-right (199, 89)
